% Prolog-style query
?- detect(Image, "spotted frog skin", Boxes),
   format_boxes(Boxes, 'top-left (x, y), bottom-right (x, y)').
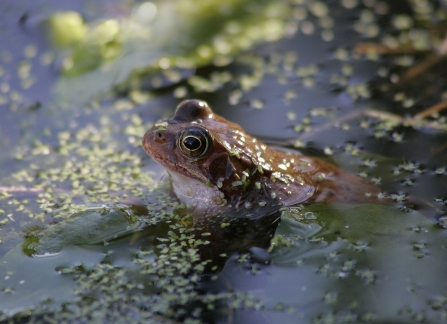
top-left (143, 100), bottom-right (381, 219)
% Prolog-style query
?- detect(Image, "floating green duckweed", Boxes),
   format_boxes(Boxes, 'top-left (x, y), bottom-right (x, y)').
top-left (1, 0), bottom-right (447, 322)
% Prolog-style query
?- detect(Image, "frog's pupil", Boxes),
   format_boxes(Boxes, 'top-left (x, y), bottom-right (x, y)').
top-left (183, 136), bottom-right (201, 151)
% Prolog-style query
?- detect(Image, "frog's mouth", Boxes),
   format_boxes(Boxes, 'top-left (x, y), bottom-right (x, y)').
top-left (148, 150), bottom-right (207, 184)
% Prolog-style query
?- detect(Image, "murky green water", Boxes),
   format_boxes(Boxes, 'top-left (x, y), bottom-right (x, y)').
top-left (1, 0), bottom-right (447, 322)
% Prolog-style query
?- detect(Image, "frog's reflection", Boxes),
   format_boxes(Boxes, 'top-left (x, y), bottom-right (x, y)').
top-left (21, 197), bottom-right (279, 276)
top-left (192, 211), bottom-right (280, 272)
top-left (123, 207), bottom-right (281, 274)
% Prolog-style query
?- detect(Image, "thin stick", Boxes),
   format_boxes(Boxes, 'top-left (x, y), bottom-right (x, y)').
top-left (400, 54), bottom-right (446, 82)
top-left (353, 42), bottom-right (420, 55)
top-left (363, 109), bottom-right (404, 123)
top-left (0, 187), bottom-right (44, 193)
top-left (412, 100), bottom-right (447, 120)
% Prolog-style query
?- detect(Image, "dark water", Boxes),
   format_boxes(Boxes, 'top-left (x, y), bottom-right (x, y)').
top-left (1, 0), bottom-right (447, 323)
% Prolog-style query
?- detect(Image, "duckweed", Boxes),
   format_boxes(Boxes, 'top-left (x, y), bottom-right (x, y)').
top-left (1, 0), bottom-right (447, 322)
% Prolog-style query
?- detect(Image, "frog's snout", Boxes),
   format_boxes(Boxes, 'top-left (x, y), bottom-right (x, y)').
top-left (154, 130), bottom-right (166, 144)
top-left (142, 129), bottom-right (165, 153)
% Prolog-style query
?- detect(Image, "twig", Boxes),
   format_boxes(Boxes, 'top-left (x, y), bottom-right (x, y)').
top-left (0, 187), bottom-right (44, 193)
top-left (0, 187), bottom-right (69, 197)
top-left (363, 109), bottom-right (404, 123)
top-left (354, 42), bottom-right (420, 55)
top-left (412, 100), bottom-right (447, 120)
top-left (400, 54), bottom-right (446, 82)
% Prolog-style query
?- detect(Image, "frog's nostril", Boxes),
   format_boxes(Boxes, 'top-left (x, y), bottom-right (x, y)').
top-left (155, 130), bottom-right (165, 143)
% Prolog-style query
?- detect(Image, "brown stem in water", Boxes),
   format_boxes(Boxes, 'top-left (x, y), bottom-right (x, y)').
top-left (400, 54), bottom-right (446, 82)
top-left (363, 109), bottom-right (404, 123)
top-left (411, 100), bottom-right (447, 120)
top-left (353, 42), bottom-right (421, 55)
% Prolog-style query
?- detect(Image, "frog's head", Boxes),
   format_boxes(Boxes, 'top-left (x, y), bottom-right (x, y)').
top-left (142, 100), bottom-right (272, 216)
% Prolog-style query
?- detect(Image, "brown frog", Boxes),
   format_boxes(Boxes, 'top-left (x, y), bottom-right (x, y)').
top-left (143, 100), bottom-right (381, 219)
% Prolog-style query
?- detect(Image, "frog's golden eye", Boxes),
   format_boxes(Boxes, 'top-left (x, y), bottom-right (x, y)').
top-left (178, 128), bottom-right (211, 158)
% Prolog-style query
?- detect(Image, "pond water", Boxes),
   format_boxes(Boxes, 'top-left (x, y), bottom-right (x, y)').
top-left (1, 0), bottom-right (447, 323)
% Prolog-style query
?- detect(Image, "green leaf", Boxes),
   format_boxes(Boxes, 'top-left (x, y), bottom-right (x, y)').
top-left (23, 205), bottom-right (143, 256)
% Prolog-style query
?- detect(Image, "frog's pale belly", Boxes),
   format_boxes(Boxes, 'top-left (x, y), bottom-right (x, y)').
top-left (143, 100), bottom-right (382, 219)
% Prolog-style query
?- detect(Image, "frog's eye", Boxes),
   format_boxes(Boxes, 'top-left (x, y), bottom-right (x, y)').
top-left (178, 128), bottom-right (211, 158)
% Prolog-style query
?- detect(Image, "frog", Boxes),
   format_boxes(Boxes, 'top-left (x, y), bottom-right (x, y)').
top-left (142, 100), bottom-right (382, 219)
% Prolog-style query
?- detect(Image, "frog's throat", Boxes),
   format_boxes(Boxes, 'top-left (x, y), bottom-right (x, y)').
top-left (167, 170), bottom-right (224, 218)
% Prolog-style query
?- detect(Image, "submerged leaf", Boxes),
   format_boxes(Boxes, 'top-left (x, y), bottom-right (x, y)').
top-left (23, 205), bottom-right (145, 256)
